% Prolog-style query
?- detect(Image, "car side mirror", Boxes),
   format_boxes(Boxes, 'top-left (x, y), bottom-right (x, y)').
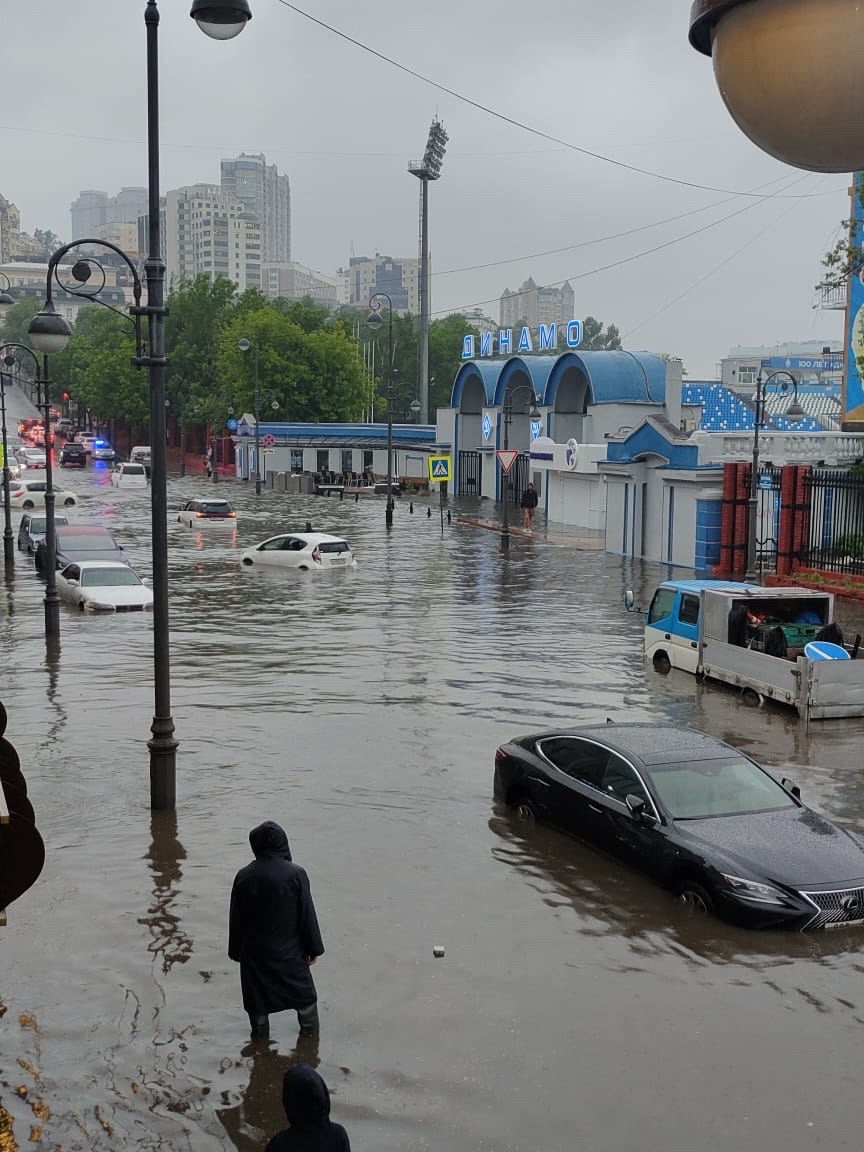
top-left (781, 778), bottom-right (801, 800)
top-left (626, 794), bottom-right (657, 823)
top-left (141, 577), bottom-right (151, 585)
top-left (624, 590), bottom-right (635, 611)
top-left (67, 579), bottom-right (79, 587)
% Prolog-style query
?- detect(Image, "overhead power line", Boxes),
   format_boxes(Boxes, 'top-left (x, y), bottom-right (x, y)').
top-left (275, 0), bottom-right (839, 201)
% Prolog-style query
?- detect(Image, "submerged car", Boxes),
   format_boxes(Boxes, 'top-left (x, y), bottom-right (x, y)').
top-left (493, 723), bottom-right (864, 931)
top-left (59, 442), bottom-right (88, 468)
top-left (10, 481), bottom-right (78, 510)
top-left (57, 561), bottom-right (153, 612)
top-left (177, 498), bottom-right (237, 528)
top-left (112, 462), bottom-right (148, 488)
top-left (240, 532), bottom-right (356, 570)
top-left (17, 512), bottom-right (71, 554)
top-left (15, 446), bottom-right (47, 470)
top-left (36, 524), bottom-right (128, 571)
top-left (90, 439), bottom-right (117, 463)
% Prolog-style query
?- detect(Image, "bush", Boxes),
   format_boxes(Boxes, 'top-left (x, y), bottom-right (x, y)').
top-left (834, 534), bottom-right (864, 558)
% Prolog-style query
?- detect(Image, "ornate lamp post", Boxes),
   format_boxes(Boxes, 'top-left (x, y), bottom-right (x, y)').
top-left (26, 0), bottom-right (252, 811)
top-left (0, 360), bottom-right (14, 568)
top-left (0, 344), bottom-right (60, 629)
top-left (745, 369), bottom-right (804, 582)
top-left (237, 338), bottom-right (261, 494)
top-left (689, 0), bottom-right (864, 173)
top-left (500, 386), bottom-right (541, 553)
top-left (366, 293), bottom-right (395, 527)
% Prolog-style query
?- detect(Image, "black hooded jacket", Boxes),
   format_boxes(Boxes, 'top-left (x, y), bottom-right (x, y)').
top-left (266, 1065), bottom-right (351, 1152)
top-left (229, 822), bottom-right (324, 1013)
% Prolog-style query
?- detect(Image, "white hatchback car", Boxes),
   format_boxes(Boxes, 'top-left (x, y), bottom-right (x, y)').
top-left (177, 498), bottom-right (237, 528)
top-left (10, 481), bottom-right (78, 509)
top-left (57, 561), bottom-right (153, 612)
top-left (15, 446), bottom-right (47, 470)
top-left (112, 461), bottom-right (148, 488)
top-left (240, 532), bottom-right (357, 570)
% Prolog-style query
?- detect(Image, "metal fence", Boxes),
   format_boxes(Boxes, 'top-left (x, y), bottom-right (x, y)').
top-left (799, 469), bottom-right (864, 573)
top-left (458, 451), bottom-right (482, 496)
top-left (741, 465), bottom-right (783, 575)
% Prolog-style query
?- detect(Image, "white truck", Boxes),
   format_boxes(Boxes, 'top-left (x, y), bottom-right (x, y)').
top-left (632, 579), bottom-right (864, 722)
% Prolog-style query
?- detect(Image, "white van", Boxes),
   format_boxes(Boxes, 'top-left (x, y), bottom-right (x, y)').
top-left (112, 461), bottom-right (148, 488)
top-left (129, 446), bottom-right (151, 474)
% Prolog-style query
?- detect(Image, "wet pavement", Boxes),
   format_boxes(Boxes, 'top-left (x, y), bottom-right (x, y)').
top-left (2, 465), bottom-right (864, 1151)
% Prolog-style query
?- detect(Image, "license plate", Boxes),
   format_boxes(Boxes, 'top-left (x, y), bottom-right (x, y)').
top-left (330, 557), bottom-right (347, 565)
top-left (826, 917), bottom-right (864, 930)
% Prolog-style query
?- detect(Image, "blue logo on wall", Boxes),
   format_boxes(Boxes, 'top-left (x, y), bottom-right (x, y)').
top-left (226, 418), bottom-right (239, 432)
top-left (530, 420), bottom-right (542, 441)
top-left (482, 413), bottom-right (492, 441)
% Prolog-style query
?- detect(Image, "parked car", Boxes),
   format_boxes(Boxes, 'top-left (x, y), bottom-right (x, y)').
top-left (177, 498), bottom-right (237, 528)
top-left (111, 461), bottom-right (148, 488)
top-left (240, 532), bottom-right (356, 570)
top-left (57, 561), bottom-right (153, 612)
top-left (59, 442), bottom-right (88, 468)
top-left (493, 722), bottom-right (864, 931)
top-left (55, 417), bottom-right (74, 436)
top-left (36, 524), bottom-right (128, 571)
top-left (130, 446), bottom-right (151, 473)
top-left (91, 439), bottom-right (117, 463)
top-left (15, 446), bottom-right (47, 470)
top-left (10, 481), bottom-right (78, 510)
top-left (75, 434), bottom-right (98, 455)
top-left (17, 512), bottom-right (71, 554)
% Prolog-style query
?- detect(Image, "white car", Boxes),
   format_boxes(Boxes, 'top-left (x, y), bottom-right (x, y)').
top-left (10, 481), bottom-right (78, 510)
top-left (57, 561), bottom-right (153, 613)
top-left (76, 434), bottom-right (98, 454)
top-left (112, 461), bottom-right (148, 488)
top-left (15, 446), bottom-right (47, 470)
top-left (240, 532), bottom-right (357, 570)
top-left (177, 498), bottom-right (237, 528)
top-left (130, 445), bottom-right (152, 468)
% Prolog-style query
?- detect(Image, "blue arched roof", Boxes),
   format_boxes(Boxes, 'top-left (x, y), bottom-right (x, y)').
top-left (451, 350), bottom-right (668, 409)
top-left (451, 360), bottom-right (503, 410)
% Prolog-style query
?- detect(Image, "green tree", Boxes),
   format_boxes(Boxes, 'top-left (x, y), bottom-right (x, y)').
top-left (0, 297), bottom-right (41, 352)
top-left (215, 305), bottom-right (368, 423)
top-left (429, 314), bottom-right (481, 411)
top-left (818, 174), bottom-right (864, 292)
top-left (32, 230), bottom-right (62, 259)
top-left (54, 304), bottom-right (144, 422)
top-left (164, 275), bottom-right (237, 422)
top-left (581, 316), bottom-right (622, 351)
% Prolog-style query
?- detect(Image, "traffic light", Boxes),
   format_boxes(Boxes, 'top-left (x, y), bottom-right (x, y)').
top-left (61, 391), bottom-right (70, 402)
top-left (0, 701), bottom-right (44, 925)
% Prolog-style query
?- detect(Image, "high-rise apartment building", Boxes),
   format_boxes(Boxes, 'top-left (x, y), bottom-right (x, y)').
top-left (262, 262), bottom-right (345, 311)
top-left (156, 185), bottom-right (262, 291)
top-left (500, 277), bottom-right (575, 331)
top-left (220, 153), bottom-right (291, 264)
top-left (70, 187), bottom-right (148, 235)
top-left (344, 254), bottom-right (420, 314)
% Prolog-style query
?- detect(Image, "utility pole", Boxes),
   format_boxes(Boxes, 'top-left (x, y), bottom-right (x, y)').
top-left (409, 118), bottom-right (448, 426)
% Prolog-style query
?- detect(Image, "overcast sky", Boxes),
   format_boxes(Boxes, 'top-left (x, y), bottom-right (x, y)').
top-left (3, 0), bottom-right (848, 379)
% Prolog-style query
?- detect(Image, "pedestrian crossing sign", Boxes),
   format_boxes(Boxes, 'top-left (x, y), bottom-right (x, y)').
top-left (428, 455), bottom-right (452, 483)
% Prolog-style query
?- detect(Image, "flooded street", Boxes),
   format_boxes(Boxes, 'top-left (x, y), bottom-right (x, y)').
top-left (2, 467), bottom-right (864, 1151)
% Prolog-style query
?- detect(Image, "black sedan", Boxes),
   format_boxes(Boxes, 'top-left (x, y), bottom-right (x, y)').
top-left (59, 442), bottom-right (88, 468)
top-left (494, 723), bottom-right (864, 931)
top-left (35, 525), bottom-right (128, 572)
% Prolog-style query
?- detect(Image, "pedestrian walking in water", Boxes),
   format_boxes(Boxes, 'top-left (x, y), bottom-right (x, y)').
top-left (229, 822), bottom-right (324, 1041)
top-left (520, 481), bottom-right (538, 530)
top-left (266, 1066), bottom-right (351, 1152)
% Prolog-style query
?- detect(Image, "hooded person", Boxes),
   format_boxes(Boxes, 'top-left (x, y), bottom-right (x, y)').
top-left (266, 1066), bottom-right (351, 1152)
top-left (229, 822), bottom-right (325, 1040)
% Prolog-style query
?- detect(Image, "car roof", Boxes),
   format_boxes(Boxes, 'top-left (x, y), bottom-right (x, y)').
top-left (70, 560), bottom-right (132, 570)
top-left (269, 532), bottom-right (347, 544)
top-left (56, 525), bottom-right (114, 536)
top-left (526, 723), bottom-right (736, 765)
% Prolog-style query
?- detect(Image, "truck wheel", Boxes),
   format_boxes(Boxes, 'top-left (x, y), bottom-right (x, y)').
top-left (741, 687), bottom-right (765, 708)
top-left (652, 651), bottom-right (671, 674)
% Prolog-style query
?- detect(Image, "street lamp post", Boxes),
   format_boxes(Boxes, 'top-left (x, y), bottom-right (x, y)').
top-left (1, 345), bottom-right (60, 631)
top-left (0, 367), bottom-right (13, 568)
top-left (745, 369), bottom-right (805, 582)
top-left (237, 338), bottom-right (261, 494)
top-left (500, 386), bottom-right (541, 554)
top-left (366, 293), bottom-right (395, 527)
top-left (26, 0), bottom-right (252, 811)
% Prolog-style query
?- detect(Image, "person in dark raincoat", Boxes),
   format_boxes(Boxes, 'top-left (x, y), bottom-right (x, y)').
top-left (266, 1065), bottom-right (351, 1152)
top-left (229, 822), bottom-right (324, 1040)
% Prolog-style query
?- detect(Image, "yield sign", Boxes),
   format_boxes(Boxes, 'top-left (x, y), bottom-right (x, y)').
top-left (496, 449), bottom-right (520, 474)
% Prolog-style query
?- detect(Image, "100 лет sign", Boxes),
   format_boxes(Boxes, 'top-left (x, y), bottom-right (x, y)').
top-left (462, 321), bottom-right (583, 360)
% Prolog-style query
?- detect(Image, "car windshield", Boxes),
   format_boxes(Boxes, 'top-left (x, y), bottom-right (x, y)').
top-left (61, 535), bottom-right (117, 551)
top-left (646, 757), bottom-right (796, 819)
top-left (80, 569), bottom-right (142, 588)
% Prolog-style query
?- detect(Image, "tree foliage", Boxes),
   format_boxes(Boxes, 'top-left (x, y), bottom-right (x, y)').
top-left (818, 174), bottom-right (864, 293)
top-left (52, 305), bottom-right (144, 422)
top-left (580, 316), bottom-right (622, 351)
top-left (0, 298), bottom-right (41, 352)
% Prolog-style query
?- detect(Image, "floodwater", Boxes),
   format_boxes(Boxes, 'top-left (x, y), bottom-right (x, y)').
top-left (2, 466), bottom-right (864, 1152)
